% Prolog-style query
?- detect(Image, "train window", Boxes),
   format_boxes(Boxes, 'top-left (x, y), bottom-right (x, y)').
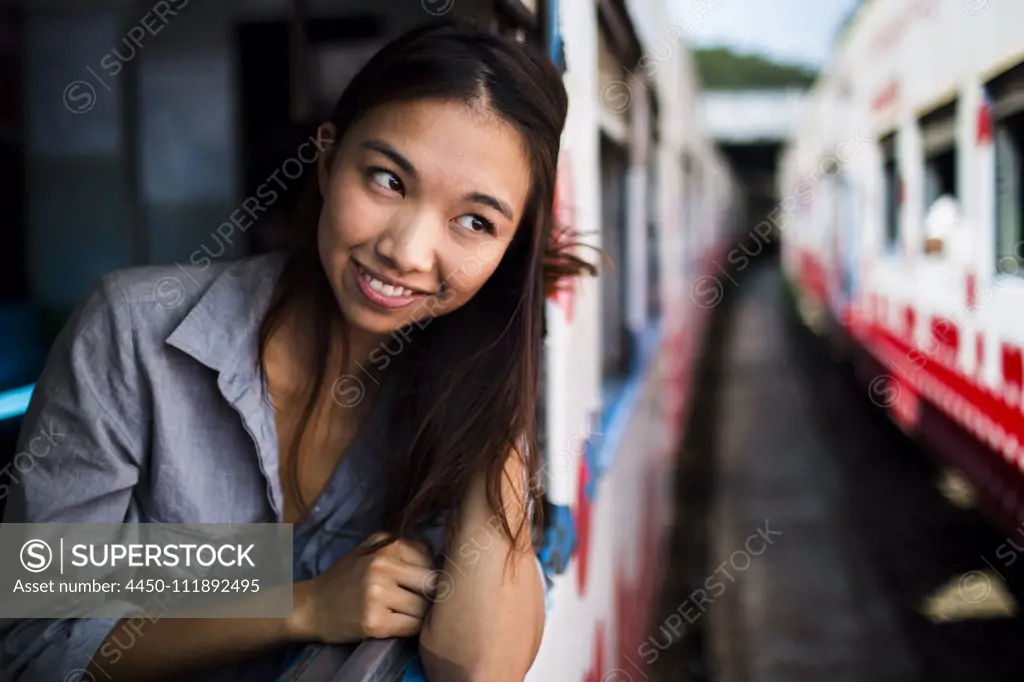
top-left (994, 113), bottom-right (1024, 274)
top-left (919, 101), bottom-right (958, 206)
top-left (646, 220), bottom-right (659, 319)
top-left (880, 132), bottom-right (900, 251)
top-left (599, 133), bottom-right (631, 382)
top-left (988, 64), bottom-right (1024, 275)
top-left (684, 154), bottom-right (700, 273)
top-left (646, 143), bottom-right (660, 320)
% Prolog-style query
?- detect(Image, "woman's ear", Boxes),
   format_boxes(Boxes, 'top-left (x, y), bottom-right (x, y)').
top-left (316, 122), bottom-right (339, 197)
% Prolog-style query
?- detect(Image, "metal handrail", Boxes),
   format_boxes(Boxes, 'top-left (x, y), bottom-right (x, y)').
top-left (279, 639), bottom-right (424, 682)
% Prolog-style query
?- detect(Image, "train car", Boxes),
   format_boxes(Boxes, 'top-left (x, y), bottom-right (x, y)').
top-left (780, 0), bottom-right (1024, 534)
top-left (528, 1), bottom-right (737, 680)
top-left (3, 0), bottom-right (735, 679)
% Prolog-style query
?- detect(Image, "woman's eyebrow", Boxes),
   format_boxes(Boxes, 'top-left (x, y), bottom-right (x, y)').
top-left (360, 140), bottom-right (417, 178)
top-left (466, 192), bottom-right (514, 222)
top-left (360, 139), bottom-right (513, 221)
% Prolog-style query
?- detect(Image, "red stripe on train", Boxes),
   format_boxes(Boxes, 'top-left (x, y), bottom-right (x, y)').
top-left (856, 317), bottom-right (1024, 463)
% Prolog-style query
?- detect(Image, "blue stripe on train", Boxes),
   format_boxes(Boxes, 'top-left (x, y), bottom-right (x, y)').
top-left (397, 656), bottom-right (429, 680)
top-left (538, 501), bottom-right (576, 575)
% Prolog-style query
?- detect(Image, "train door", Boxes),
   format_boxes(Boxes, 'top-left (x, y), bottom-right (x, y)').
top-left (0, 9), bottom-right (25, 306)
top-left (236, 20), bottom-right (293, 255)
top-left (0, 7), bottom-right (28, 520)
top-left (235, 16), bottom-right (384, 255)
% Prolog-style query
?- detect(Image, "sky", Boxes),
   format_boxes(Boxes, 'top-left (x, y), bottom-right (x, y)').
top-left (671, 0), bottom-right (862, 69)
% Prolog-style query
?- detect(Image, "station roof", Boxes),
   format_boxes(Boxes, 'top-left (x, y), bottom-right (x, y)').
top-left (699, 88), bottom-right (808, 144)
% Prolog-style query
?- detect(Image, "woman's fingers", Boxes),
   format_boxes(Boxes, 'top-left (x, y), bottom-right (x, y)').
top-left (381, 612), bottom-right (423, 639)
top-left (392, 538), bottom-right (434, 568)
top-left (390, 562), bottom-right (438, 598)
top-left (384, 585), bottom-right (430, 619)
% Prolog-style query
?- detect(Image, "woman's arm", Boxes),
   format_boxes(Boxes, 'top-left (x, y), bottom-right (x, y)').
top-left (418, 450), bottom-right (546, 682)
top-left (0, 274), bottom-right (148, 681)
top-left (86, 531), bottom-right (437, 681)
top-left (82, 598), bottom-right (305, 682)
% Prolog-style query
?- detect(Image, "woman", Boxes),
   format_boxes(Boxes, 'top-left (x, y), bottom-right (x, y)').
top-left (0, 19), bottom-right (594, 682)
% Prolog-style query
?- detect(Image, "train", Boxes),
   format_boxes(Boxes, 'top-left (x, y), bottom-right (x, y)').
top-left (780, 0), bottom-right (1024, 537)
top-left (1, 0), bottom-right (737, 679)
top-left (528, 0), bottom-right (737, 679)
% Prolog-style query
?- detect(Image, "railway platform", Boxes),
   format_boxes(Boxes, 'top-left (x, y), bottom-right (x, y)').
top-left (649, 260), bottom-right (1024, 682)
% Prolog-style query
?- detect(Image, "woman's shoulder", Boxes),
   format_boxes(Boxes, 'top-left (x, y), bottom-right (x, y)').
top-left (72, 251), bottom-right (289, 349)
top-left (107, 257), bottom-right (244, 314)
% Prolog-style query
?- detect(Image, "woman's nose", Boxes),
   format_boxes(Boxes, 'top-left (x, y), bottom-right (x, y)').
top-left (375, 211), bottom-right (441, 275)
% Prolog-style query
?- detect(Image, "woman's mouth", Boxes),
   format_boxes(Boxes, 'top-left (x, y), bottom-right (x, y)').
top-left (351, 261), bottom-right (431, 310)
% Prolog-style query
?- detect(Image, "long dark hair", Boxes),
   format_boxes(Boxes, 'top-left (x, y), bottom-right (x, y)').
top-left (258, 19), bottom-right (595, 566)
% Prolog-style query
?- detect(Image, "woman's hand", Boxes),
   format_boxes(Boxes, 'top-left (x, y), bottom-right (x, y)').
top-left (289, 532), bottom-right (438, 644)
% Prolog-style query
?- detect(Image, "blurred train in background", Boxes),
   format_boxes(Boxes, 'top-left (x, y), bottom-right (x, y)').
top-left (781, 0), bottom-right (1024, 537)
top-left (0, 0), bottom-right (737, 679)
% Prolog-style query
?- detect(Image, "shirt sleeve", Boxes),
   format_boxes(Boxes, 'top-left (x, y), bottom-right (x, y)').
top-left (0, 273), bottom-right (145, 682)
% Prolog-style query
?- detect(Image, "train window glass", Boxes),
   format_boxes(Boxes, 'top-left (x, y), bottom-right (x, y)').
top-left (597, 28), bottom-right (629, 140)
top-left (924, 148), bottom-right (957, 204)
top-left (684, 154), bottom-right (700, 272)
top-left (646, 145), bottom-right (660, 320)
top-left (995, 110), bottom-right (1024, 275)
top-left (880, 132), bottom-right (900, 251)
top-left (919, 101), bottom-right (958, 207)
top-left (989, 63), bottom-right (1024, 276)
top-left (599, 133), bottom-right (631, 384)
top-left (646, 220), bottom-right (659, 319)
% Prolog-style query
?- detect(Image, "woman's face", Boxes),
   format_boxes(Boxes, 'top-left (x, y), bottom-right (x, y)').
top-left (316, 99), bottom-right (532, 340)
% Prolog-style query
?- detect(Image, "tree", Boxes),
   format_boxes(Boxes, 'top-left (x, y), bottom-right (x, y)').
top-left (693, 46), bottom-right (818, 90)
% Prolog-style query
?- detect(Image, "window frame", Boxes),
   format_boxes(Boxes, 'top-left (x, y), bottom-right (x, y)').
top-left (879, 131), bottom-right (900, 253)
top-left (987, 62), bottom-right (1024, 277)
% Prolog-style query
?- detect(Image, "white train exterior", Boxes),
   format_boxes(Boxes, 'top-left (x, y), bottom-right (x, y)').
top-left (780, 0), bottom-right (1024, 533)
top-left (534, 0), bottom-right (735, 679)
top-left (9, 0), bottom-right (736, 679)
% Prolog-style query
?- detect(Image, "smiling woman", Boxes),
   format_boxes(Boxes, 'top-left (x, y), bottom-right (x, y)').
top-left (315, 99), bottom-right (532, 339)
top-left (0, 17), bottom-right (595, 682)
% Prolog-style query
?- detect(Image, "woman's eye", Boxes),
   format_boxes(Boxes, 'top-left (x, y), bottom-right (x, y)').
top-left (369, 169), bottom-right (403, 194)
top-left (455, 214), bottom-right (496, 235)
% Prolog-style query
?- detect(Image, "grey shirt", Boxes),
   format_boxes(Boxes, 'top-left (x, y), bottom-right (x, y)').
top-left (0, 252), bottom-right (446, 681)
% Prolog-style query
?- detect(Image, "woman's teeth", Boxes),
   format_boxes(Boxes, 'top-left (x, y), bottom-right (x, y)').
top-left (361, 269), bottom-right (416, 298)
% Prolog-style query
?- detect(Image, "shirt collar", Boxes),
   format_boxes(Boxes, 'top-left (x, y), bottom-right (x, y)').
top-left (165, 250), bottom-right (290, 375)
